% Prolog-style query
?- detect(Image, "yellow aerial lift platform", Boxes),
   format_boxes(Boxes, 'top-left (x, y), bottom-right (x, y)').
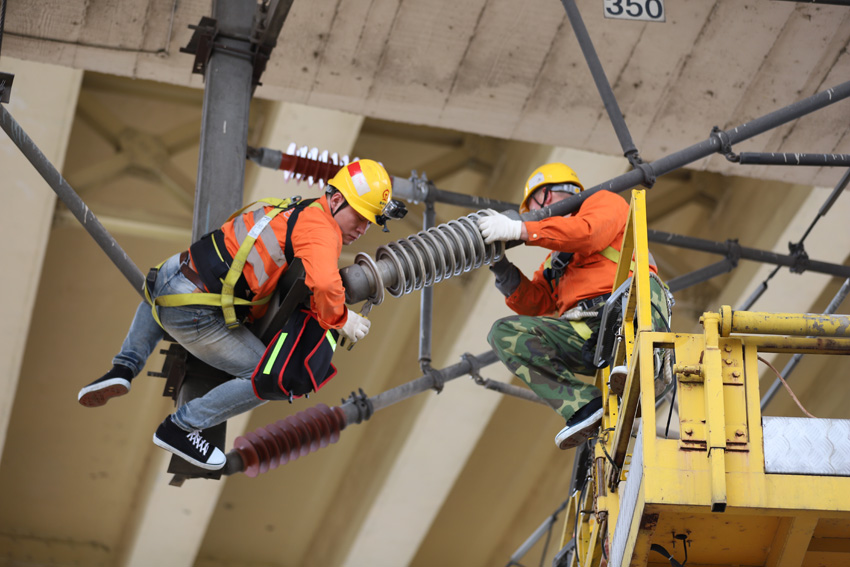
top-left (561, 189), bottom-right (850, 567)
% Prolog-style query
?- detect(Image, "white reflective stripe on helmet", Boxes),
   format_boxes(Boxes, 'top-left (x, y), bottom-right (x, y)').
top-left (348, 161), bottom-right (372, 196)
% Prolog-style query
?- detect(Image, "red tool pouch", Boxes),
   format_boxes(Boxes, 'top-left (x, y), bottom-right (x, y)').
top-left (251, 308), bottom-right (339, 401)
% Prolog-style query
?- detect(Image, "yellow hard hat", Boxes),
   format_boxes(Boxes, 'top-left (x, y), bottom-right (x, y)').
top-left (520, 163), bottom-right (584, 214)
top-left (329, 159), bottom-right (393, 225)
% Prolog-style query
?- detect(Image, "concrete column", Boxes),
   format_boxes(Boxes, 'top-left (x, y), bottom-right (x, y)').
top-left (0, 57), bottom-right (82, 464)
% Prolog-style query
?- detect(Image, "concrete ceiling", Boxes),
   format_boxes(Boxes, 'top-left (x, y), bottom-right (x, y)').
top-left (1, 1), bottom-right (849, 566)
top-left (6, 0), bottom-right (850, 189)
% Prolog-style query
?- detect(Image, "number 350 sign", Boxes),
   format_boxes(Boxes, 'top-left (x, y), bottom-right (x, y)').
top-left (603, 0), bottom-right (665, 22)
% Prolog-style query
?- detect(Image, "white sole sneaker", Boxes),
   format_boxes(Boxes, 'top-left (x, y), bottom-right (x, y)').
top-left (78, 377), bottom-right (131, 408)
top-left (152, 418), bottom-right (226, 470)
top-left (608, 365), bottom-right (628, 396)
top-left (555, 406), bottom-right (604, 450)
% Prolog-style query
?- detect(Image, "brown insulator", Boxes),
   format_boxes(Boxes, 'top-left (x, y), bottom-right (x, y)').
top-left (278, 152), bottom-right (344, 186)
top-left (233, 404), bottom-right (347, 477)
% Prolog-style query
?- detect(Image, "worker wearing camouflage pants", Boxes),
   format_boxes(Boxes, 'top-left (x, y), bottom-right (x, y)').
top-left (487, 275), bottom-right (671, 421)
top-left (476, 162), bottom-right (672, 450)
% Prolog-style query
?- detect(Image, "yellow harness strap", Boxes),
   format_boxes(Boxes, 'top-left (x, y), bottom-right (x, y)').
top-left (568, 319), bottom-right (594, 340)
top-left (598, 245), bottom-right (658, 273)
top-left (598, 245), bottom-right (620, 264)
top-left (147, 197), bottom-right (319, 329)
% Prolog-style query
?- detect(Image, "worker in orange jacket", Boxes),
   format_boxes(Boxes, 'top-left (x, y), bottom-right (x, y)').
top-left (78, 159), bottom-right (405, 470)
top-left (477, 163), bottom-right (671, 450)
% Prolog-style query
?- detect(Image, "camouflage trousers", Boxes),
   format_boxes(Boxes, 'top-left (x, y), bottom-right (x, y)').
top-left (487, 276), bottom-right (671, 422)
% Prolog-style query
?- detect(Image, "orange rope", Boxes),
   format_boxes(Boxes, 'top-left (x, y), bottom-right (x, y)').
top-left (758, 356), bottom-right (816, 418)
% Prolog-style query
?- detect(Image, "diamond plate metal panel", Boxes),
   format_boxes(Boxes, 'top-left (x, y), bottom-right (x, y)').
top-left (763, 416), bottom-right (850, 476)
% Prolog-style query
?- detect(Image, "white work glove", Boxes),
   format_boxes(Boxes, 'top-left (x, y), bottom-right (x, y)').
top-left (477, 211), bottom-right (523, 244)
top-left (339, 309), bottom-right (371, 345)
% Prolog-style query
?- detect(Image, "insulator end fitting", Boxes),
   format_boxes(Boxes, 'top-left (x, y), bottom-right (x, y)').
top-left (233, 404), bottom-right (347, 477)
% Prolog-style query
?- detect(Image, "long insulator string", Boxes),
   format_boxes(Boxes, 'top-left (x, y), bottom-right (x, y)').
top-left (233, 404), bottom-right (346, 477)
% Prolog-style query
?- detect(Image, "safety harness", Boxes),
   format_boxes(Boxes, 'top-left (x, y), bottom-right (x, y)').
top-left (145, 197), bottom-right (323, 329)
top-left (545, 245), bottom-right (640, 340)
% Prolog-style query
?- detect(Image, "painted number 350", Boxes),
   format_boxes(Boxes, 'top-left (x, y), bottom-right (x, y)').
top-left (603, 0), bottom-right (665, 22)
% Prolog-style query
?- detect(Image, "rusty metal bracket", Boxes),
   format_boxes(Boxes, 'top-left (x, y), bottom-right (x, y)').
top-left (180, 15), bottom-right (273, 89)
top-left (674, 363), bottom-right (703, 383)
top-left (341, 388), bottom-right (374, 425)
top-left (0, 72), bottom-right (14, 104)
top-left (787, 241), bottom-right (810, 274)
top-left (180, 16), bottom-right (218, 75)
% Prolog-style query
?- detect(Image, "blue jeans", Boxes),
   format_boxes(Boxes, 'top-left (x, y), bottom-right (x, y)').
top-left (113, 253), bottom-right (267, 431)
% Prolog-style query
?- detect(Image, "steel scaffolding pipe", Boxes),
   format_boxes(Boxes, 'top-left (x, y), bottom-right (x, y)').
top-left (560, 0), bottom-right (638, 163)
top-left (760, 278), bottom-right (850, 411)
top-left (192, 0), bottom-right (255, 241)
top-left (736, 168), bottom-right (849, 310)
top-left (419, 202), bottom-right (437, 372)
top-left (222, 350), bottom-right (501, 476)
top-left (647, 230), bottom-right (850, 280)
top-left (731, 152), bottom-right (850, 167)
top-left (341, 80), bottom-right (850, 304)
top-left (246, 144), bottom-right (517, 212)
top-left (0, 104), bottom-right (147, 296)
top-left (523, 79), bottom-right (850, 223)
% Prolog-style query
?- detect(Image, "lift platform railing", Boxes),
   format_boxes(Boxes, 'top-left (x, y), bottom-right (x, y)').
top-left (556, 189), bottom-right (850, 567)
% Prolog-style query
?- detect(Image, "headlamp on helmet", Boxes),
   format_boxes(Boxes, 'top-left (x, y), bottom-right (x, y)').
top-left (376, 199), bottom-right (408, 232)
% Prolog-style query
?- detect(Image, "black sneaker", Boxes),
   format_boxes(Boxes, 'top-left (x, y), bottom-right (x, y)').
top-left (78, 365), bottom-right (134, 407)
top-left (554, 397), bottom-right (604, 450)
top-left (152, 416), bottom-right (226, 470)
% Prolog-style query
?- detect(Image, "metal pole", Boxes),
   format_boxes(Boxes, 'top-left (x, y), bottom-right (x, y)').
top-left (507, 499), bottom-right (569, 565)
top-left (526, 80), bottom-right (850, 222)
top-left (735, 169), bottom-right (849, 310)
top-left (665, 258), bottom-right (738, 293)
top-left (192, 0), bottom-right (256, 241)
top-left (173, 0), bottom-right (259, 479)
top-left (339, 81), bottom-right (850, 304)
top-left (343, 350), bottom-right (500, 419)
top-left (734, 152), bottom-right (850, 167)
top-left (0, 104), bottom-right (146, 296)
top-left (737, 279), bottom-right (770, 311)
top-left (798, 167), bottom-right (850, 242)
top-left (560, 0), bottom-right (639, 162)
top-left (419, 202), bottom-right (436, 372)
top-left (647, 230), bottom-right (850, 279)
top-left (479, 379), bottom-right (549, 406)
top-left (425, 183), bottom-right (517, 212)
top-left (760, 278), bottom-right (850, 411)
top-left (246, 148), bottom-right (519, 212)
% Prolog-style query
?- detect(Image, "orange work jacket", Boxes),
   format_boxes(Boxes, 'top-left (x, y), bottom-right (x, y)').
top-left (220, 195), bottom-right (347, 329)
top-left (505, 190), bottom-right (657, 317)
